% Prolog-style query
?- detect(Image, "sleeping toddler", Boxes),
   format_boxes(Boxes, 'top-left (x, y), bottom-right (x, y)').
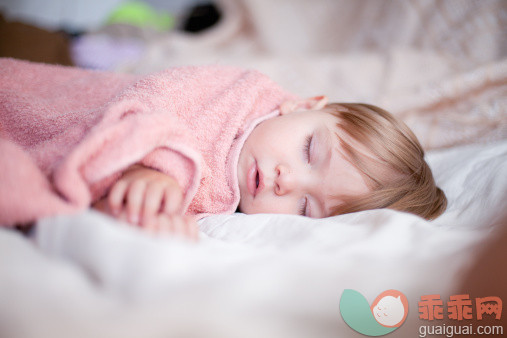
top-left (0, 58), bottom-right (446, 240)
top-left (92, 97), bottom-right (447, 240)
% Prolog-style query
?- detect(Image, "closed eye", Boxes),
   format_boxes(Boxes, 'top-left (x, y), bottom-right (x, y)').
top-left (303, 134), bottom-right (313, 163)
top-left (298, 196), bottom-right (308, 216)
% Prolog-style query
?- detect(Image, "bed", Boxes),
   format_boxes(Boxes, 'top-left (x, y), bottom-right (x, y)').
top-left (1, 1), bottom-right (506, 337)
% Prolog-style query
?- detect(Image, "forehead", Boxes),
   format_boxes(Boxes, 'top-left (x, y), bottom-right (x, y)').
top-left (290, 109), bottom-right (337, 123)
top-left (270, 110), bottom-right (338, 135)
top-left (257, 109), bottom-right (337, 140)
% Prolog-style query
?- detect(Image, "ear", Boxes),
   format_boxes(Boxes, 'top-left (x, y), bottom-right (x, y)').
top-left (280, 96), bottom-right (329, 115)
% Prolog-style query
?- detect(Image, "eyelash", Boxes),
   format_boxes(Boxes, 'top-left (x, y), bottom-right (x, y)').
top-left (299, 196), bottom-right (308, 216)
top-left (303, 134), bottom-right (313, 163)
top-left (299, 134), bottom-right (313, 216)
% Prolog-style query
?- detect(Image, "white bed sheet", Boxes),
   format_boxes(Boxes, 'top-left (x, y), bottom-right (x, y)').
top-left (1, 139), bottom-right (505, 338)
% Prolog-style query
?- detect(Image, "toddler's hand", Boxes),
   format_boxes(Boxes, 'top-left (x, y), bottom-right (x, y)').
top-left (92, 204), bottom-right (199, 241)
top-left (151, 213), bottom-right (199, 241)
top-left (108, 164), bottom-right (184, 227)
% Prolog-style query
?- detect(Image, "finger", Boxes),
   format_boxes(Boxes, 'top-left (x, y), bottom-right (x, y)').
top-left (190, 218), bottom-right (200, 242)
top-left (142, 182), bottom-right (165, 226)
top-left (142, 213), bottom-right (157, 232)
top-left (116, 209), bottom-right (129, 224)
top-left (145, 213), bottom-right (162, 233)
top-left (156, 214), bottom-right (182, 237)
top-left (170, 215), bottom-right (185, 237)
top-left (126, 180), bottom-right (146, 225)
top-left (152, 214), bottom-right (196, 241)
top-left (169, 215), bottom-right (198, 242)
top-left (154, 214), bottom-right (172, 235)
top-left (108, 180), bottom-right (129, 215)
top-left (179, 215), bottom-right (198, 242)
top-left (188, 218), bottom-right (200, 242)
top-left (163, 186), bottom-right (183, 215)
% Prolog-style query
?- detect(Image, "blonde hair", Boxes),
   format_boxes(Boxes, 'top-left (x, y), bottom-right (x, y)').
top-left (326, 103), bottom-right (447, 220)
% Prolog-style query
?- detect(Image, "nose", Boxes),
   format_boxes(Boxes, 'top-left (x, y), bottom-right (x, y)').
top-left (274, 164), bottom-right (297, 196)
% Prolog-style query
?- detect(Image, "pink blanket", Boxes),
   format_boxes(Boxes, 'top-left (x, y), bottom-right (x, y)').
top-left (0, 58), bottom-right (297, 226)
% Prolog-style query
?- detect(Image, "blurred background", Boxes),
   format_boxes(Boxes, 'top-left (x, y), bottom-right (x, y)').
top-left (0, 0), bottom-right (219, 68)
top-left (1, 0), bottom-right (506, 148)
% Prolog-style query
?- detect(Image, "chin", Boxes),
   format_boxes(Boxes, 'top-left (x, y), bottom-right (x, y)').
top-left (238, 202), bottom-right (258, 215)
top-left (239, 206), bottom-right (253, 215)
top-left (237, 199), bottom-right (248, 214)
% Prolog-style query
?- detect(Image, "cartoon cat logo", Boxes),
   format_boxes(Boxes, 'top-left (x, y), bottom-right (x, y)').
top-left (340, 289), bottom-right (409, 336)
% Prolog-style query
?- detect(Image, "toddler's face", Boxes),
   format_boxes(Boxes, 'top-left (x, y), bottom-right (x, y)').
top-left (237, 100), bottom-right (371, 218)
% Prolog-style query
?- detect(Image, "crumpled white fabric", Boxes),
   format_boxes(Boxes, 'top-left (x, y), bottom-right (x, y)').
top-left (1, 139), bottom-right (505, 338)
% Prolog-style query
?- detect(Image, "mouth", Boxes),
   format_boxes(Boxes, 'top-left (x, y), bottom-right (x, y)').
top-left (247, 161), bottom-right (264, 197)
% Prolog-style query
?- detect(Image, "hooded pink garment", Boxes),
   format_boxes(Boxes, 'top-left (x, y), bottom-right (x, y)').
top-left (0, 58), bottom-right (298, 226)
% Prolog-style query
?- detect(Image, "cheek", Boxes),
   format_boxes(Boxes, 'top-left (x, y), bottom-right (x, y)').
top-left (251, 120), bottom-right (294, 150)
top-left (245, 195), bottom-right (296, 215)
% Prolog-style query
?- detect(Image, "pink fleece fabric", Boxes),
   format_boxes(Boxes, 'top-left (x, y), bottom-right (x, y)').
top-left (0, 58), bottom-right (297, 226)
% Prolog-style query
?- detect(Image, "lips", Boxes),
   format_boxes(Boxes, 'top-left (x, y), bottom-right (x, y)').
top-left (247, 161), bottom-right (264, 197)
